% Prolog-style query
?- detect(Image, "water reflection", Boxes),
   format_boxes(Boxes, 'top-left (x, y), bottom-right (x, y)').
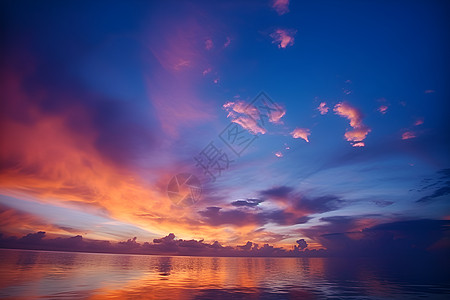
top-left (0, 249), bottom-right (448, 299)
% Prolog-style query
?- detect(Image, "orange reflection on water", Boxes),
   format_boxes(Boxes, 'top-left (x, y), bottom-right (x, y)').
top-left (0, 249), bottom-right (448, 299)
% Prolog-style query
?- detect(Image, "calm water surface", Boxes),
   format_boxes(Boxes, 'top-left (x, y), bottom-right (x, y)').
top-left (0, 249), bottom-right (448, 299)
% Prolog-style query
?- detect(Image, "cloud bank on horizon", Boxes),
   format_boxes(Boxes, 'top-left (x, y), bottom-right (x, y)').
top-left (0, 0), bottom-right (449, 256)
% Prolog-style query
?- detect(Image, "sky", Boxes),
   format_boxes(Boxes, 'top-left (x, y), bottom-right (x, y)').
top-left (1, 0), bottom-right (449, 256)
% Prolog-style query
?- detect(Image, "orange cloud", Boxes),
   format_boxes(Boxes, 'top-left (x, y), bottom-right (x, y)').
top-left (270, 29), bottom-right (296, 49)
top-left (334, 102), bottom-right (371, 146)
top-left (291, 128), bottom-right (310, 142)
top-left (272, 0), bottom-right (290, 15)
top-left (0, 205), bottom-right (82, 237)
top-left (0, 66), bottom-right (241, 245)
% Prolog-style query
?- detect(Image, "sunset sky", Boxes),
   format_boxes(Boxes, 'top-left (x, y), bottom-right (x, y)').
top-left (1, 0), bottom-right (449, 254)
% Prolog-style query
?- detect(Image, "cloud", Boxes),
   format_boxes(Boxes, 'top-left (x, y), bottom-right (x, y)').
top-left (272, 0), bottom-right (290, 15)
top-left (296, 239), bottom-right (308, 250)
top-left (202, 68), bottom-right (212, 76)
top-left (205, 38), bottom-right (213, 50)
top-left (275, 151), bottom-right (283, 158)
top-left (317, 102), bottom-right (329, 115)
top-left (0, 231), bottom-right (323, 257)
top-left (424, 89), bottom-right (435, 94)
top-left (416, 169), bottom-right (450, 203)
top-left (291, 128), bottom-right (311, 142)
top-left (223, 101), bottom-right (266, 134)
top-left (260, 186), bottom-right (346, 215)
top-left (0, 204), bottom-right (83, 237)
top-left (231, 199), bottom-right (263, 207)
top-left (352, 142), bottom-right (365, 147)
top-left (224, 37), bottom-right (231, 48)
top-left (268, 107), bottom-right (286, 124)
top-left (334, 102), bottom-right (371, 146)
top-left (5, 218), bottom-right (448, 257)
top-left (270, 29), bottom-right (296, 49)
top-left (414, 118), bottom-right (424, 126)
top-left (198, 206), bottom-right (309, 227)
top-left (318, 219), bottom-right (450, 257)
top-left (402, 131), bottom-right (416, 140)
top-left (260, 186), bottom-right (293, 199)
top-left (378, 105), bottom-right (388, 114)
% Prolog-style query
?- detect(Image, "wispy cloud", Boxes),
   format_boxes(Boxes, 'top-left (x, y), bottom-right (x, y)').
top-left (224, 37), bottom-right (231, 48)
top-left (317, 102), bottom-right (329, 115)
top-left (291, 128), bottom-right (311, 142)
top-left (270, 29), bottom-right (296, 49)
top-left (334, 102), bottom-right (371, 146)
top-left (272, 0), bottom-right (290, 15)
top-left (223, 99), bottom-right (286, 134)
top-left (205, 38), bottom-right (213, 50)
top-left (414, 118), bottom-right (424, 126)
top-left (402, 131), bottom-right (416, 140)
top-left (378, 105), bottom-right (388, 114)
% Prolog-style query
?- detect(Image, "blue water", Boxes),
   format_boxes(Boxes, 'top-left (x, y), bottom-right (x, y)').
top-left (0, 249), bottom-right (448, 299)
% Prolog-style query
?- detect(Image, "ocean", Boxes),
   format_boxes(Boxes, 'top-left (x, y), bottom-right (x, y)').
top-left (0, 249), bottom-right (448, 299)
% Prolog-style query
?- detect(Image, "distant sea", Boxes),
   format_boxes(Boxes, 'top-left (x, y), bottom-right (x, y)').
top-left (0, 249), bottom-right (449, 299)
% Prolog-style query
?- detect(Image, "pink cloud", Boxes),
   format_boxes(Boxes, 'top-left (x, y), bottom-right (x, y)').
top-left (268, 107), bottom-right (286, 124)
top-left (334, 102), bottom-right (371, 146)
top-left (223, 101), bottom-right (266, 134)
top-left (317, 102), bottom-right (329, 115)
top-left (352, 142), bottom-right (365, 147)
top-left (223, 99), bottom-right (286, 134)
top-left (145, 17), bottom-right (216, 136)
top-left (414, 118), bottom-right (424, 126)
top-left (378, 105), bottom-right (388, 114)
top-left (202, 68), bottom-right (212, 76)
top-left (205, 39), bottom-right (213, 50)
top-left (275, 151), bottom-right (283, 158)
top-left (424, 89), bottom-right (435, 94)
top-left (272, 0), bottom-right (290, 15)
top-left (270, 29), bottom-right (296, 49)
top-left (291, 128), bottom-right (310, 142)
top-left (402, 131), bottom-right (416, 140)
top-left (224, 37), bottom-right (231, 48)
